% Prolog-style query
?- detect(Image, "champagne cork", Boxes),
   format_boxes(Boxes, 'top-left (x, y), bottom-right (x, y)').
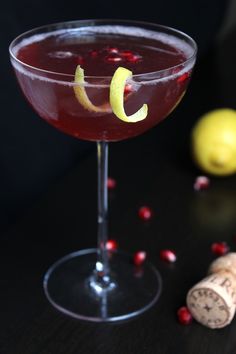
top-left (187, 270), bottom-right (236, 328)
top-left (208, 252), bottom-right (236, 278)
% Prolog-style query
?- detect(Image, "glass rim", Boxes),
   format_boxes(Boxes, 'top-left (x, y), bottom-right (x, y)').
top-left (9, 19), bottom-right (198, 84)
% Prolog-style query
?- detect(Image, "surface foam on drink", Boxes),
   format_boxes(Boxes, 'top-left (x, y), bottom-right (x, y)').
top-left (11, 25), bottom-right (195, 85)
top-left (13, 26), bottom-right (194, 60)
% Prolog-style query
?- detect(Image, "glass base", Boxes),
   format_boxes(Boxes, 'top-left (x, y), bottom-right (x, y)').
top-left (43, 249), bottom-right (162, 322)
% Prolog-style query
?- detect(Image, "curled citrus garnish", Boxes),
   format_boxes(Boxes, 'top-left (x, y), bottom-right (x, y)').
top-left (73, 65), bottom-right (148, 123)
top-left (110, 67), bottom-right (148, 123)
top-left (73, 65), bottom-right (111, 113)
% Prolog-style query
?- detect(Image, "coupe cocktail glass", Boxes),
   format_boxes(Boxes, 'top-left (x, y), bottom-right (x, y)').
top-left (9, 20), bottom-right (197, 322)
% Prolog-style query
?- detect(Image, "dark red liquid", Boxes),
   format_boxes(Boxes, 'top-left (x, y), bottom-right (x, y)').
top-left (13, 26), bottom-right (194, 141)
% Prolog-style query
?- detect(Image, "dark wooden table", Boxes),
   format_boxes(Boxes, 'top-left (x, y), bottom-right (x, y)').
top-left (1, 28), bottom-right (236, 354)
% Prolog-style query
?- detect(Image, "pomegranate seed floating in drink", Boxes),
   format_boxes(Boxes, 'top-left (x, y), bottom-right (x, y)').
top-left (76, 55), bottom-right (84, 65)
top-left (105, 55), bottom-right (123, 63)
top-left (107, 47), bottom-right (119, 54)
top-left (127, 54), bottom-right (142, 63)
top-left (124, 84), bottom-right (133, 95)
top-left (120, 50), bottom-right (134, 58)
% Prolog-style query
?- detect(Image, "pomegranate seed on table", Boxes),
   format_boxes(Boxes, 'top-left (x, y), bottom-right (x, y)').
top-left (133, 251), bottom-right (147, 266)
top-left (106, 239), bottom-right (118, 251)
top-left (211, 242), bottom-right (229, 256)
top-left (107, 177), bottom-right (117, 190)
top-left (177, 306), bottom-right (193, 325)
top-left (160, 249), bottom-right (177, 263)
top-left (193, 176), bottom-right (210, 191)
top-left (138, 206), bottom-right (153, 221)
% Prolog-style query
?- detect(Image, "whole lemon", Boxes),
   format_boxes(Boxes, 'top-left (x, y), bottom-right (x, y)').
top-left (192, 109), bottom-right (236, 176)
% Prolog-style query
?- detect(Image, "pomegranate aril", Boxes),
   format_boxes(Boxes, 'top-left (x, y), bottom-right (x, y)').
top-left (120, 50), bottom-right (142, 63)
top-left (90, 50), bottom-right (99, 57)
top-left (127, 54), bottom-right (142, 63)
top-left (160, 249), bottom-right (177, 263)
top-left (124, 84), bottom-right (133, 95)
top-left (194, 176), bottom-right (210, 191)
top-left (177, 72), bottom-right (189, 84)
top-left (76, 55), bottom-right (84, 65)
top-left (138, 206), bottom-right (153, 221)
top-left (106, 239), bottom-right (118, 251)
top-left (211, 242), bottom-right (229, 256)
top-left (133, 251), bottom-right (147, 266)
top-left (177, 306), bottom-right (193, 325)
top-left (107, 47), bottom-right (119, 54)
top-left (107, 177), bottom-right (117, 190)
top-left (105, 55), bottom-right (123, 63)
top-left (120, 50), bottom-right (134, 58)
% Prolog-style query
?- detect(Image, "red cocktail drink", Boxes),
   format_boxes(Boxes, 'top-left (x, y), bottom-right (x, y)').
top-left (12, 24), bottom-right (194, 141)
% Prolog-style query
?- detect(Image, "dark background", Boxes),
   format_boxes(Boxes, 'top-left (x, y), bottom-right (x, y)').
top-left (2, 1), bottom-right (236, 354)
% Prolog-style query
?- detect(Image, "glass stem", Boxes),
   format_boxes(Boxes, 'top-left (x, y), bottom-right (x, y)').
top-left (96, 141), bottom-right (110, 281)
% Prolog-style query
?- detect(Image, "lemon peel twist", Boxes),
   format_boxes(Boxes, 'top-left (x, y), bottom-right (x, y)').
top-left (109, 67), bottom-right (148, 123)
top-left (73, 65), bottom-right (111, 113)
top-left (74, 65), bottom-right (148, 123)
